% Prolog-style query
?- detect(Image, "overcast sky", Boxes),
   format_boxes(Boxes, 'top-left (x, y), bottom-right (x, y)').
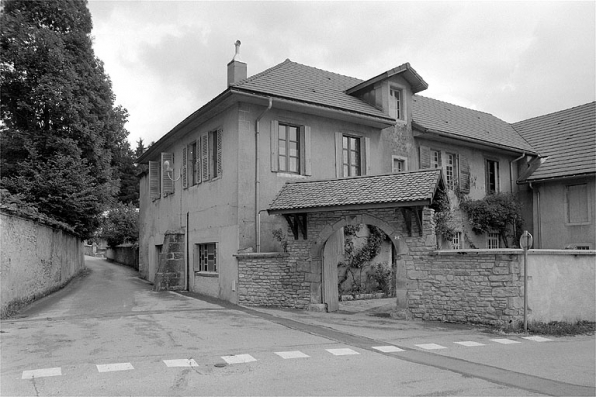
top-left (87, 1), bottom-right (596, 147)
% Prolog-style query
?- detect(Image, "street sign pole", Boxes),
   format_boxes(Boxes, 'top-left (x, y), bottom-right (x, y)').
top-left (520, 231), bottom-right (533, 332)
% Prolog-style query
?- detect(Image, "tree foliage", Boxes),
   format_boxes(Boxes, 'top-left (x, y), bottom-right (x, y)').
top-left (460, 193), bottom-right (524, 248)
top-left (0, 0), bottom-right (131, 237)
top-left (98, 201), bottom-right (139, 247)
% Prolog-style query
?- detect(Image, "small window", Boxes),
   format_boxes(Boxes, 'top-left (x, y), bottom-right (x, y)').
top-left (486, 159), bottom-right (500, 194)
top-left (452, 232), bottom-right (462, 249)
top-left (278, 124), bottom-right (300, 173)
top-left (196, 243), bottom-right (217, 272)
top-left (487, 232), bottom-right (500, 249)
top-left (566, 184), bottom-right (589, 224)
top-left (392, 156), bottom-right (406, 173)
top-left (343, 135), bottom-right (361, 177)
top-left (445, 153), bottom-right (458, 190)
top-left (390, 88), bottom-right (403, 120)
top-left (430, 150), bottom-right (441, 169)
top-left (209, 130), bottom-right (221, 179)
top-left (187, 141), bottom-right (199, 186)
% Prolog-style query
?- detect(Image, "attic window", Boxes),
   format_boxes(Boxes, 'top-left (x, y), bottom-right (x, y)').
top-left (390, 88), bottom-right (403, 120)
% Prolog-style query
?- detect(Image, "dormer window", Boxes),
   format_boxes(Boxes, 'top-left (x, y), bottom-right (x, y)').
top-left (390, 88), bottom-right (403, 121)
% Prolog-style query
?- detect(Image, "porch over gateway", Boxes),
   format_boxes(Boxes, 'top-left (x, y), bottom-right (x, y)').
top-left (267, 169), bottom-right (445, 215)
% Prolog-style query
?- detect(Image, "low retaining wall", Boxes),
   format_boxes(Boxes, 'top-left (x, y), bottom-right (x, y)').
top-left (106, 245), bottom-right (139, 270)
top-left (235, 252), bottom-right (310, 309)
top-left (1, 211), bottom-right (84, 318)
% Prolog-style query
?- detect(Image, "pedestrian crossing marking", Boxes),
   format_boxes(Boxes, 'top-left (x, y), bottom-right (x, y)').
top-left (221, 354), bottom-right (257, 364)
top-left (96, 363), bottom-right (134, 372)
top-left (522, 336), bottom-right (551, 342)
top-left (275, 351), bottom-right (310, 359)
top-left (22, 367), bottom-right (62, 379)
top-left (326, 348), bottom-right (359, 356)
top-left (163, 359), bottom-right (199, 367)
top-left (490, 338), bottom-right (522, 345)
top-left (415, 343), bottom-right (447, 350)
top-left (454, 341), bottom-right (485, 347)
top-left (372, 345), bottom-right (404, 353)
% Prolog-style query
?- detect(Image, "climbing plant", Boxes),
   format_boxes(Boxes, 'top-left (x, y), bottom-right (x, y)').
top-left (460, 193), bottom-right (524, 248)
top-left (430, 193), bottom-right (457, 242)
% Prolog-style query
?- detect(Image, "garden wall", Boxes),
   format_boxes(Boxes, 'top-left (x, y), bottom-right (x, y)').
top-left (106, 244), bottom-right (139, 270)
top-left (235, 252), bottom-right (311, 308)
top-left (0, 211), bottom-right (84, 318)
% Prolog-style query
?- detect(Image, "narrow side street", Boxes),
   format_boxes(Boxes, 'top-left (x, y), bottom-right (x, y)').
top-left (1, 257), bottom-right (594, 396)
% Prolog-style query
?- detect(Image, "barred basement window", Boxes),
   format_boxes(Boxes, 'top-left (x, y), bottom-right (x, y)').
top-left (452, 232), bottom-right (462, 249)
top-left (197, 243), bottom-right (217, 272)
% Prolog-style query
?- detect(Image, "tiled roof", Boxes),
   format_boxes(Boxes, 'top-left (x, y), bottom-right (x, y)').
top-left (232, 59), bottom-right (392, 120)
top-left (268, 169), bottom-right (443, 213)
top-left (513, 102), bottom-right (596, 181)
top-left (412, 95), bottom-right (536, 153)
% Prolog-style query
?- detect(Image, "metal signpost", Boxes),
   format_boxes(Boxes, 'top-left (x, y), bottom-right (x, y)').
top-left (520, 230), bottom-right (533, 332)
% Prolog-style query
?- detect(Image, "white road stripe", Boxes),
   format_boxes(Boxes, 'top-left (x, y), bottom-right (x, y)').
top-left (22, 368), bottom-right (62, 379)
top-left (96, 363), bottom-right (134, 372)
top-left (490, 338), bottom-right (521, 344)
top-left (221, 354), bottom-right (257, 364)
top-left (275, 351), bottom-right (310, 359)
top-left (163, 359), bottom-right (198, 367)
top-left (454, 341), bottom-right (485, 347)
top-left (522, 336), bottom-right (552, 342)
top-left (415, 343), bottom-right (447, 350)
top-left (326, 348), bottom-right (359, 356)
top-left (372, 345), bottom-right (405, 353)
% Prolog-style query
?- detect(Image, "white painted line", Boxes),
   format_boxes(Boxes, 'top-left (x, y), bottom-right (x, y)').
top-left (454, 341), bottom-right (486, 347)
top-left (22, 368), bottom-right (62, 379)
top-left (415, 343), bottom-right (447, 350)
top-left (275, 351), bottom-right (310, 359)
top-left (96, 363), bottom-right (134, 372)
top-left (326, 348), bottom-right (359, 356)
top-left (490, 338), bottom-right (521, 345)
top-left (221, 354), bottom-right (257, 364)
top-left (522, 336), bottom-right (552, 342)
top-left (163, 359), bottom-right (199, 367)
top-left (372, 346), bottom-right (405, 353)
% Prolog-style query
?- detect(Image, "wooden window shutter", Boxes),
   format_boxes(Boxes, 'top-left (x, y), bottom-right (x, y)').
top-left (420, 145), bottom-right (430, 169)
top-left (460, 155), bottom-right (470, 194)
top-left (195, 138), bottom-right (202, 184)
top-left (270, 120), bottom-right (279, 172)
top-left (149, 161), bottom-right (160, 200)
top-left (201, 133), bottom-right (209, 181)
top-left (363, 137), bottom-right (371, 176)
top-left (161, 152), bottom-right (174, 196)
top-left (335, 132), bottom-right (343, 177)
top-left (182, 146), bottom-right (188, 189)
top-left (300, 125), bottom-right (312, 176)
top-left (216, 129), bottom-right (222, 178)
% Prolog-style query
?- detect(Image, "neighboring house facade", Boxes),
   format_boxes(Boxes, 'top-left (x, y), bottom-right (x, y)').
top-left (137, 50), bottom-right (538, 303)
top-left (514, 102), bottom-right (596, 249)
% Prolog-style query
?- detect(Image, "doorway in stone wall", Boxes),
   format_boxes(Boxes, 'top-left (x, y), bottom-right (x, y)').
top-left (322, 224), bottom-right (395, 312)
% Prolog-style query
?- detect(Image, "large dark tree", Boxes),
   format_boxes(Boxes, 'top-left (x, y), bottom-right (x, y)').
top-left (0, 0), bottom-right (130, 237)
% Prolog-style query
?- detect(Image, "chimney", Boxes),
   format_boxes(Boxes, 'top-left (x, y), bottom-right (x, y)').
top-left (227, 40), bottom-right (247, 87)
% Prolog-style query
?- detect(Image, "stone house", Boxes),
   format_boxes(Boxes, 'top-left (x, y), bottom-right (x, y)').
top-left (513, 102), bottom-right (596, 249)
top-left (136, 47), bottom-right (538, 307)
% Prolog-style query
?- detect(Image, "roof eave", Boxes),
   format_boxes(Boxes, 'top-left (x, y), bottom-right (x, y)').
top-left (412, 121), bottom-right (538, 156)
top-left (518, 171), bottom-right (596, 184)
top-left (268, 199), bottom-right (433, 215)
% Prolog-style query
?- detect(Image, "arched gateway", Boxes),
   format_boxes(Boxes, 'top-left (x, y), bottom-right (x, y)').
top-left (237, 169), bottom-right (445, 317)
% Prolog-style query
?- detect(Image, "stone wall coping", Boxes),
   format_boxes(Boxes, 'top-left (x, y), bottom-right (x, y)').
top-left (435, 249), bottom-right (595, 256)
top-left (234, 252), bottom-right (290, 259)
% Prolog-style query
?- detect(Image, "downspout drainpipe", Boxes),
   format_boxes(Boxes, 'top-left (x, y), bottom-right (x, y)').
top-left (509, 152), bottom-right (526, 192)
top-left (255, 97), bottom-right (273, 253)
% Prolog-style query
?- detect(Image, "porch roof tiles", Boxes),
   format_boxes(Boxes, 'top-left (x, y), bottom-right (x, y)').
top-left (268, 169), bottom-right (444, 214)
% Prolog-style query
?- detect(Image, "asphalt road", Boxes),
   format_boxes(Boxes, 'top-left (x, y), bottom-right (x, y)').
top-left (1, 257), bottom-right (594, 396)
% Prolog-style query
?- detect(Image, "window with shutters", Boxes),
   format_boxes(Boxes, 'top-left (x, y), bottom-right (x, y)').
top-left (445, 153), bottom-right (458, 190)
top-left (485, 159), bottom-right (500, 194)
top-left (187, 141), bottom-right (199, 186)
top-left (278, 123), bottom-right (300, 173)
top-left (342, 135), bottom-right (362, 177)
top-left (199, 129), bottom-right (222, 182)
top-left (430, 149), bottom-right (441, 169)
top-left (566, 183), bottom-right (590, 225)
top-left (271, 121), bottom-right (311, 176)
top-left (148, 160), bottom-right (161, 200)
